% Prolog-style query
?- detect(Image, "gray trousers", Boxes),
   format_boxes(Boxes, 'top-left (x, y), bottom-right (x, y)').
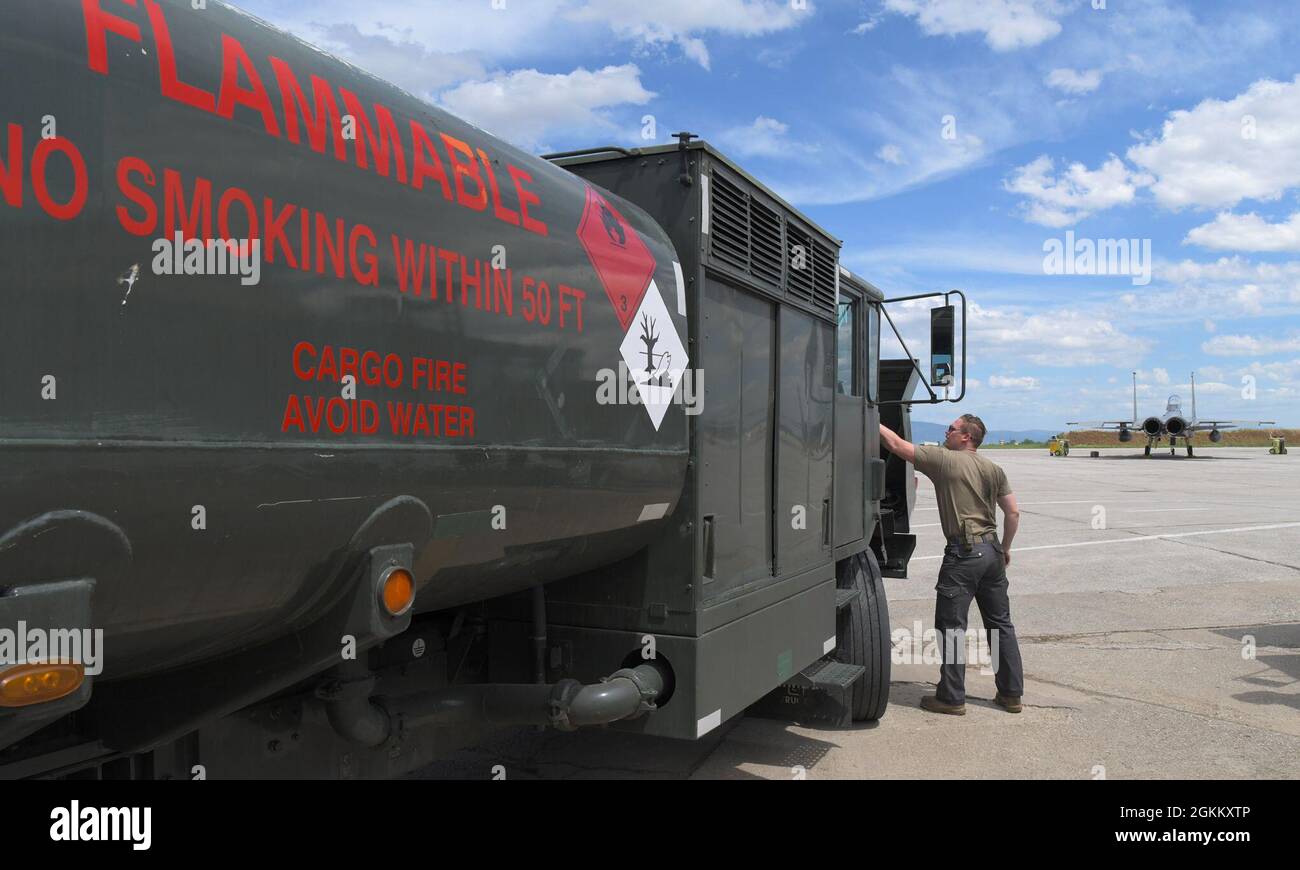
top-left (934, 540), bottom-right (1024, 705)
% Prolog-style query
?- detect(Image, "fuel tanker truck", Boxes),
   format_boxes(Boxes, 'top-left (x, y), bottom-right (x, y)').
top-left (0, 0), bottom-right (964, 779)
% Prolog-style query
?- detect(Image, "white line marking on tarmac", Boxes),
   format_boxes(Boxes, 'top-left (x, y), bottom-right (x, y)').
top-left (1124, 508), bottom-right (1211, 513)
top-left (910, 522), bottom-right (1300, 561)
top-left (913, 499), bottom-right (1106, 511)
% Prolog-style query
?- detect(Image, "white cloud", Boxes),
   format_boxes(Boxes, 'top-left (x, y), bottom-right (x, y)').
top-left (772, 64), bottom-right (1008, 205)
top-left (436, 65), bottom-right (655, 151)
top-left (241, 0), bottom-right (811, 89)
top-left (239, 0), bottom-right (561, 87)
top-left (1132, 255), bottom-right (1300, 319)
top-left (988, 374), bottom-right (1040, 389)
top-left (876, 144), bottom-right (907, 165)
top-left (978, 307), bottom-right (1139, 367)
top-left (851, 14), bottom-right (884, 35)
top-left (1181, 379), bottom-right (1234, 396)
top-left (1127, 75), bottom-right (1300, 211)
top-left (1040, 1), bottom-right (1277, 99)
top-left (717, 116), bottom-right (820, 160)
top-left (844, 237), bottom-right (1048, 277)
top-left (304, 23), bottom-right (488, 96)
top-left (1202, 333), bottom-right (1300, 357)
top-left (1046, 67), bottom-right (1103, 95)
top-left (1243, 358), bottom-right (1300, 384)
top-left (567, 0), bottom-right (810, 70)
top-left (1184, 211), bottom-right (1300, 252)
top-left (1197, 364), bottom-right (1227, 380)
top-left (883, 301), bottom-right (1141, 368)
top-left (1004, 155), bottom-right (1150, 227)
top-left (883, 0), bottom-right (1066, 51)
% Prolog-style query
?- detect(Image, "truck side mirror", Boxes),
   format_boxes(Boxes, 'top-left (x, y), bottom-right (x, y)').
top-left (930, 305), bottom-right (955, 388)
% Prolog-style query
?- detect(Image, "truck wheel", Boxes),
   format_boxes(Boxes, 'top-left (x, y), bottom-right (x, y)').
top-left (835, 550), bottom-right (891, 721)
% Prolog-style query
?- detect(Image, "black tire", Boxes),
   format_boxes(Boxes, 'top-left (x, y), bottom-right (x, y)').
top-left (834, 550), bottom-right (891, 721)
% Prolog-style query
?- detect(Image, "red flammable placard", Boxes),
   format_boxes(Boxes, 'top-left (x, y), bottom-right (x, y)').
top-left (576, 185), bottom-right (655, 332)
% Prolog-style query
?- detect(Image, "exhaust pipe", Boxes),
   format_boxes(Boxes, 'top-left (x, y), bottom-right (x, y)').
top-left (1142, 417), bottom-right (1163, 437)
top-left (321, 659), bottom-right (668, 747)
top-left (1165, 416), bottom-right (1186, 436)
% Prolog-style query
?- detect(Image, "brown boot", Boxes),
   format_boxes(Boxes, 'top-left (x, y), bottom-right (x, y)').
top-left (920, 695), bottom-right (966, 716)
top-left (994, 693), bottom-right (1023, 713)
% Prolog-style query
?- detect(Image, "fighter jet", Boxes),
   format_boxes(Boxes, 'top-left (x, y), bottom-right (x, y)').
top-left (1069, 372), bottom-right (1275, 457)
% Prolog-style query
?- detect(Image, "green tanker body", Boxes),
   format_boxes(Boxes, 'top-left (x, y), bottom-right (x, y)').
top-left (0, 0), bottom-right (955, 779)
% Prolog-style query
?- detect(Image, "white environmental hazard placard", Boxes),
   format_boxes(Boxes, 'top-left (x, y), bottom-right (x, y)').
top-left (619, 280), bottom-right (689, 431)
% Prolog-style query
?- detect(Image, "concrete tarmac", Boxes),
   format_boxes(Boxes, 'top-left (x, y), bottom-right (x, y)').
top-left (412, 447), bottom-right (1300, 779)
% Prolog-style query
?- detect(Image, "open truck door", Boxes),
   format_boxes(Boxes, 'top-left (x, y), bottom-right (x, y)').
top-left (870, 291), bottom-right (968, 578)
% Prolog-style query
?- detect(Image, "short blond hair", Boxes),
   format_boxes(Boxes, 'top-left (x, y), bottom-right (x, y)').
top-left (959, 414), bottom-right (986, 447)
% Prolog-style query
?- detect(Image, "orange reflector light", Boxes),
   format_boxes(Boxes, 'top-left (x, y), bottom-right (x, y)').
top-left (0, 662), bottom-right (85, 708)
top-left (380, 567), bottom-right (415, 616)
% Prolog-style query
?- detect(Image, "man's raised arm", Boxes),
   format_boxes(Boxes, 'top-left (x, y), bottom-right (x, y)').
top-left (878, 423), bottom-right (917, 464)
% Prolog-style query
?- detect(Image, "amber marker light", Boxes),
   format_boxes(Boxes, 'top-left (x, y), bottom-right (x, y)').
top-left (0, 662), bottom-right (85, 708)
top-left (379, 567), bottom-right (415, 617)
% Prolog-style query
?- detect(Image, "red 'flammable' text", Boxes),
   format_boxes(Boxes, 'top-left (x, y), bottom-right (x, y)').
top-left (81, 0), bottom-right (547, 237)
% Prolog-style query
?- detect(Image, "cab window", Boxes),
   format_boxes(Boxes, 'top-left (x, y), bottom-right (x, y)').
top-left (837, 298), bottom-right (860, 397)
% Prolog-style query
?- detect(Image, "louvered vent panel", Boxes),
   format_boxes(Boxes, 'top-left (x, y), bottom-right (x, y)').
top-left (707, 167), bottom-right (838, 318)
top-left (810, 240), bottom-right (839, 315)
top-left (709, 172), bottom-right (749, 271)
top-left (750, 198), bottom-right (784, 286)
top-left (786, 225), bottom-right (815, 304)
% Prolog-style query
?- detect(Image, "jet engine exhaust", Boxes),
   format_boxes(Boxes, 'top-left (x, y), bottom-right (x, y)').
top-left (1142, 417), bottom-right (1163, 437)
top-left (1166, 416), bottom-right (1187, 436)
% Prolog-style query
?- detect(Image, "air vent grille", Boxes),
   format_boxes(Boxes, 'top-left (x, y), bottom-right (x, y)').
top-left (707, 168), bottom-right (839, 317)
top-left (708, 172), bottom-right (749, 272)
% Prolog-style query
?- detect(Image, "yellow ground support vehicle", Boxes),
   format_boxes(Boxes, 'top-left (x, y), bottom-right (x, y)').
top-left (1049, 437), bottom-right (1070, 456)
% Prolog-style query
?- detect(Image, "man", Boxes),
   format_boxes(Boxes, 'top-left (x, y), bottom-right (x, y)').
top-left (879, 414), bottom-right (1024, 715)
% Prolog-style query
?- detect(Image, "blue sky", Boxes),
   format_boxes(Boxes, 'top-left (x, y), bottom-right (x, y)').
top-left (237, 0), bottom-right (1300, 429)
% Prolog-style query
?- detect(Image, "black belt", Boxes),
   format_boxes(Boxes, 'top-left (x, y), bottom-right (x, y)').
top-left (947, 532), bottom-right (997, 546)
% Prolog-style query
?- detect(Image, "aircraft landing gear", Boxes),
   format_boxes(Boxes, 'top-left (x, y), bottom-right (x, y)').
top-left (1144, 443), bottom-right (1152, 457)
top-left (1187, 444), bottom-right (1194, 456)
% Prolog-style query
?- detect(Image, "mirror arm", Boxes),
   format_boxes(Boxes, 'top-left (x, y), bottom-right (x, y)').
top-left (881, 300), bottom-right (938, 403)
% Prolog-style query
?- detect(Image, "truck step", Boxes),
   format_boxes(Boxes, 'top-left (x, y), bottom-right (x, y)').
top-left (747, 657), bottom-right (865, 728)
top-left (804, 658), bottom-right (866, 690)
top-left (835, 587), bottom-right (859, 610)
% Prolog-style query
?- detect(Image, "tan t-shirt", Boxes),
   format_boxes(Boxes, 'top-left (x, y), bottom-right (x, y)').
top-left (913, 445), bottom-right (1011, 541)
